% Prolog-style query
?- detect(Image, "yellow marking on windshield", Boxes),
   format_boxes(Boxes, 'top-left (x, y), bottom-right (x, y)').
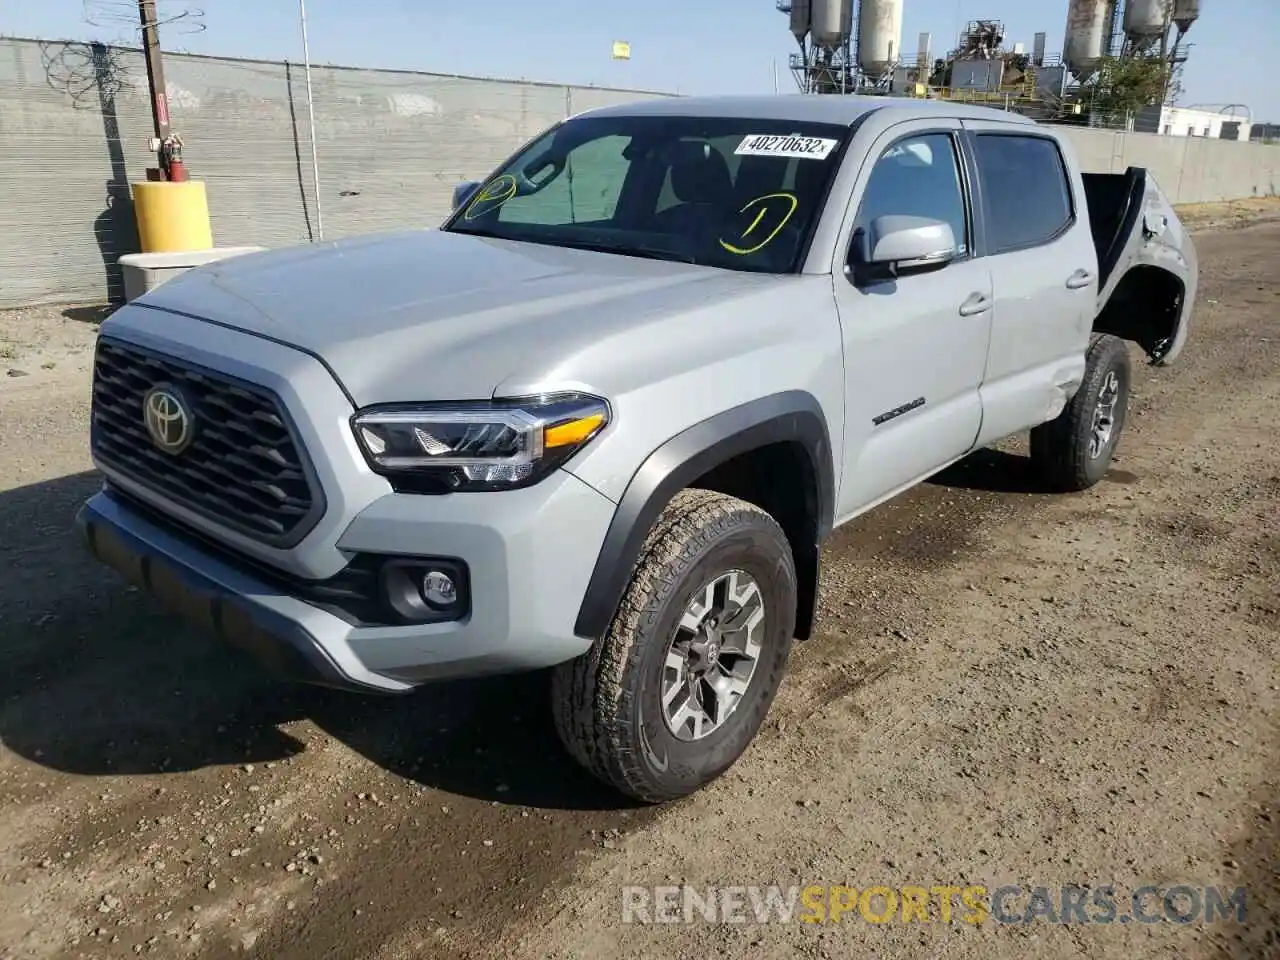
top-left (463, 174), bottom-right (518, 220)
top-left (719, 192), bottom-right (799, 256)
top-left (743, 206), bottom-right (769, 236)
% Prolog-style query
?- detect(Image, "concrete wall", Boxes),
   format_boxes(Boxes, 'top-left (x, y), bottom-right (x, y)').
top-left (1061, 125), bottom-right (1280, 203)
top-left (0, 36), bottom-right (1277, 308)
top-left (0, 37), bottom-right (672, 307)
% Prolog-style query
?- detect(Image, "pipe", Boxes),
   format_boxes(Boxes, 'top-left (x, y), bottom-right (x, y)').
top-left (298, 0), bottom-right (325, 241)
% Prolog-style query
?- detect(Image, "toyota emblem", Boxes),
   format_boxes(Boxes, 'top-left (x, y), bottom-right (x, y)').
top-left (143, 385), bottom-right (194, 455)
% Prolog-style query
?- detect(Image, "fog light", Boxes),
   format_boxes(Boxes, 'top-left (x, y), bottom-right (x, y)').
top-left (381, 558), bottom-right (468, 623)
top-left (421, 570), bottom-right (457, 608)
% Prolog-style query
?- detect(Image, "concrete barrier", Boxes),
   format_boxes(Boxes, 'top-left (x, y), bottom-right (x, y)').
top-left (118, 247), bottom-right (267, 302)
top-left (1060, 127), bottom-right (1280, 202)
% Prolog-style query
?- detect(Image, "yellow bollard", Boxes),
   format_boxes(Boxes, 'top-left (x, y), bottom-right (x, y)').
top-left (131, 180), bottom-right (214, 253)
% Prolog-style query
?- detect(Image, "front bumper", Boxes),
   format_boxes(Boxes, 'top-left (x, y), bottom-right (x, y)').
top-left (76, 471), bottom-right (617, 694)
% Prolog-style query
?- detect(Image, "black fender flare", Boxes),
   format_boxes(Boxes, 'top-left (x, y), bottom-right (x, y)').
top-left (572, 391), bottom-right (835, 641)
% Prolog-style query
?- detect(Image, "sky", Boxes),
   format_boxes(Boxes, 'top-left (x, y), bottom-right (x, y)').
top-left (5, 0), bottom-right (1278, 122)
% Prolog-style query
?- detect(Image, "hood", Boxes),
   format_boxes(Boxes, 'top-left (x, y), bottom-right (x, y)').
top-left (135, 229), bottom-right (773, 406)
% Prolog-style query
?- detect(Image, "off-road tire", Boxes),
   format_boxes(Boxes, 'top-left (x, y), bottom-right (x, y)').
top-left (1030, 333), bottom-right (1132, 492)
top-left (552, 489), bottom-right (797, 803)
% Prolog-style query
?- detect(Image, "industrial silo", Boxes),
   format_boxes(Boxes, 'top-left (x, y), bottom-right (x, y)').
top-left (856, 0), bottom-right (904, 77)
top-left (1123, 0), bottom-right (1174, 42)
top-left (810, 0), bottom-right (850, 50)
top-left (790, 0), bottom-right (811, 41)
top-left (1063, 0), bottom-right (1110, 78)
top-left (1172, 0), bottom-right (1201, 33)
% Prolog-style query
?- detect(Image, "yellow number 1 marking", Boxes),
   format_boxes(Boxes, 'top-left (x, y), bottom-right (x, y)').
top-left (719, 192), bottom-right (799, 256)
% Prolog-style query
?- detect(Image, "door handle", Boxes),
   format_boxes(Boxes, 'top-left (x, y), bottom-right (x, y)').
top-left (1066, 269), bottom-right (1094, 290)
top-left (958, 292), bottom-right (991, 317)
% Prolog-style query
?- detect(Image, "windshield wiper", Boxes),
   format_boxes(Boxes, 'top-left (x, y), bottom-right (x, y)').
top-left (444, 227), bottom-right (698, 265)
top-left (444, 223), bottom-right (507, 240)
top-left (539, 238), bottom-right (699, 265)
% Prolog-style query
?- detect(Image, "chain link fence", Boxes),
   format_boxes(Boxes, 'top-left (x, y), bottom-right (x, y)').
top-left (0, 36), bottom-right (675, 308)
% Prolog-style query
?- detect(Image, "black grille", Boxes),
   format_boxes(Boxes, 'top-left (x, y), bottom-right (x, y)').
top-left (91, 338), bottom-right (324, 547)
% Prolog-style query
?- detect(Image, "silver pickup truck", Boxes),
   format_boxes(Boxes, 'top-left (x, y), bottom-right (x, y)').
top-left (76, 94), bottom-right (1197, 803)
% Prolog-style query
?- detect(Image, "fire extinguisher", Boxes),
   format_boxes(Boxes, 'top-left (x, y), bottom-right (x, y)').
top-left (160, 132), bottom-right (187, 182)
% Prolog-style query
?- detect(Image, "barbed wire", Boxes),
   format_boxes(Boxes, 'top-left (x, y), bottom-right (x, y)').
top-left (82, 0), bottom-right (208, 37)
top-left (39, 40), bottom-right (134, 109)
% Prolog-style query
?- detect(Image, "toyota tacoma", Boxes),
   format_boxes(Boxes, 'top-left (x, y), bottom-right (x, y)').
top-left (76, 94), bottom-right (1197, 802)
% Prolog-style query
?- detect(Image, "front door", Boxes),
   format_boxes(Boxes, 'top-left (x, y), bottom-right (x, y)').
top-left (830, 120), bottom-right (993, 519)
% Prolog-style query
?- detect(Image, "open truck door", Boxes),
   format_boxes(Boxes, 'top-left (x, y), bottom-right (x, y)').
top-left (1083, 167), bottom-right (1198, 365)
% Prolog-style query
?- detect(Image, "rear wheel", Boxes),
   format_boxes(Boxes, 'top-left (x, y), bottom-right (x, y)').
top-left (552, 489), bottom-right (797, 803)
top-left (1030, 333), bottom-right (1132, 492)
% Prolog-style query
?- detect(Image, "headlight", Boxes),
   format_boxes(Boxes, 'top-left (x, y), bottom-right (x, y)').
top-left (351, 393), bottom-right (610, 492)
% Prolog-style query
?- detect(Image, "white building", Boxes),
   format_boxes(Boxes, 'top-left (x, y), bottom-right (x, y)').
top-left (1135, 105), bottom-right (1252, 140)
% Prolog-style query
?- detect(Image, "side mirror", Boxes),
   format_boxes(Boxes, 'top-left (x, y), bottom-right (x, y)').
top-left (850, 215), bottom-right (958, 284)
top-left (452, 180), bottom-right (481, 212)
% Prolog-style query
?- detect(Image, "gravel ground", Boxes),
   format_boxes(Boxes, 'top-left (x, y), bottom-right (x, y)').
top-left (0, 200), bottom-right (1277, 960)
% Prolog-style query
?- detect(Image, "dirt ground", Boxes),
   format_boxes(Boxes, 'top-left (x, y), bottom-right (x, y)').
top-left (0, 203), bottom-right (1277, 960)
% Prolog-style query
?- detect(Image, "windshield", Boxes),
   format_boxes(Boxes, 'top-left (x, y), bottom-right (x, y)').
top-left (442, 114), bottom-right (852, 273)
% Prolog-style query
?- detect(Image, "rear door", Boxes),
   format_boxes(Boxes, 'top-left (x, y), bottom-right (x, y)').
top-left (829, 119), bottom-right (993, 518)
top-left (960, 123), bottom-right (1098, 444)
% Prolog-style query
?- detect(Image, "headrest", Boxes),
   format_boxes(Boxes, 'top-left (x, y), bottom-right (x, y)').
top-left (667, 141), bottom-right (732, 204)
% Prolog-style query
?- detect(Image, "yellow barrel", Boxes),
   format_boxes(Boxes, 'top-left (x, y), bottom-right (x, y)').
top-left (131, 180), bottom-right (214, 253)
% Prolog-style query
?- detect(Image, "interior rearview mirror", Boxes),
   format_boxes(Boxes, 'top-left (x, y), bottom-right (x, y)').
top-left (452, 181), bottom-right (481, 212)
top-left (851, 215), bottom-right (958, 284)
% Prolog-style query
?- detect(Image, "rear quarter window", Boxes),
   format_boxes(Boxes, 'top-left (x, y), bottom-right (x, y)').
top-left (973, 134), bottom-right (1074, 253)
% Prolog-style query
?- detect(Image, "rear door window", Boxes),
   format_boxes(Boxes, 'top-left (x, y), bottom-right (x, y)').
top-left (972, 134), bottom-right (1074, 253)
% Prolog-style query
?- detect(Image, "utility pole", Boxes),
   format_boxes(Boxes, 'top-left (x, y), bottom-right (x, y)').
top-left (139, 1), bottom-right (169, 141)
top-left (138, 0), bottom-right (186, 180)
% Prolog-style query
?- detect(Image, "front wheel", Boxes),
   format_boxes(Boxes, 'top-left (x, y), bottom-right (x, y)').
top-left (552, 489), bottom-right (797, 803)
top-left (1030, 333), bottom-right (1132, 492)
